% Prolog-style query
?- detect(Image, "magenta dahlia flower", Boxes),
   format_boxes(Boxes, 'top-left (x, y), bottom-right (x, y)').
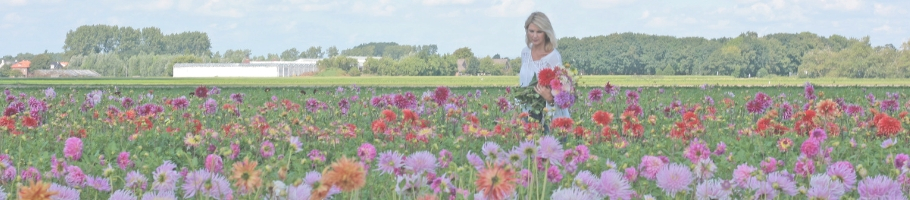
top-left (63, 137), bottom-right (83, 160)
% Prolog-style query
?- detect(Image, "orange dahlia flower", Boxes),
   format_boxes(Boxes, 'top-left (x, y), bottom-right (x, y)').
top-left (230, 158), bottom-right (262, 194)
top-left (475, 164), bottom-right (516, 200)
top-left (321, 156), bottom-right (366, 192)
top-left (19, 181), bottom-right (57, 200)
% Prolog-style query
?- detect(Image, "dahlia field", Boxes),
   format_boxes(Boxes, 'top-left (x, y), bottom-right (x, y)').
top-left (0, 82), bottom-right (908, 199)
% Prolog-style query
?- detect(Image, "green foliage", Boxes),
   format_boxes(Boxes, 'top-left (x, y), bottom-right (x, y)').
top-left (18, 28), bottom-right (910, 79)
top-left (452, 47), bottom-right (474, 59)
top-left (30, 53), bottom-right (52, 70)
top-left (280, 48), bottom-right (300, 61)
top-left (8, 69), bottom-right (23, 77)
top-left (363, 57), bottom-right (393, 75)
top-left (461, 57), bottom-right (481, 75)
top-left (67, 53), bottom-right (178, 77)
top-left (63, 25), bottom-right (211, 58)
top-left (317, 56), bottom-right (358, 72)
top-left (509, 58), bottom-right (522, 75)
top-left (797, 37), bottom-right (906, 78)
top-left (558, 32), bottom-right (885, 77)
top-left (395, 56), bottom-right (424, 76)
top-left (363, 54), bottom-right (457, 76)
top-left (657, 64), bottom-right (675, 75)
top-left (347, 66), bottom-right (361, 76)
top-left (476, 56), bottom-right (505, 75)
top-left (265, 53), bottom-right (279, 61)
top-left (218, 49), bottom-right (251, 63)
top-left (326, 46), bottom-right (339, 58)
top-left (166, 55), bottom-right (203, 77)
top-left (0, 66), bottom-right (13, 77)
top-left (301, 46), bottom-right (323, 59)
top-left (341, 42), bottom-right (437, 59)
top-left (315, 67), bottom-right (347, 77)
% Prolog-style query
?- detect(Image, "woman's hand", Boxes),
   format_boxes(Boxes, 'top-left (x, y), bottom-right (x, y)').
top-left (535, 84), bottom-right (554, 103)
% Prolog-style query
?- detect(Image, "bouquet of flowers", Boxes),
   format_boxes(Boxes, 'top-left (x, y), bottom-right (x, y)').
top-left (514, 63), bottom-right (580, 116)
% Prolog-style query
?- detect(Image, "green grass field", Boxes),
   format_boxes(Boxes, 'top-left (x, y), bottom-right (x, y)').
top-left (1, 75), bottom-right (910, 87)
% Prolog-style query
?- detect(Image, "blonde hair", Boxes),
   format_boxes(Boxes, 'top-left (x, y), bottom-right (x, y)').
top-left (525, 12), bottom-right (557, 51)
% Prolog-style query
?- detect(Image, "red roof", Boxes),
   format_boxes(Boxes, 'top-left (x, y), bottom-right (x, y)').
top-left (11, 60), bottom-right (30, 68)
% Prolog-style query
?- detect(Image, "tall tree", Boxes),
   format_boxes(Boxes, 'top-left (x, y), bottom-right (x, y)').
top-left (301, 46), bottom-right (323, 59)
top-left (452, 47), bottom-right (475, 59)
top-left (64, 25), bottom-right (211, 57)
top-left (281, 48), bottom-right (300, 61)
top-left (31, 53), bottom-right (52, 70)
top-left (326, 46), bottom-right (339, 58)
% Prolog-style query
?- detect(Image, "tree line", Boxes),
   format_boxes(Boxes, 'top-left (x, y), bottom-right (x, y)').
top-left (558, 32), bottom-right (910, 78)
top-left (0, 25), bottom-right (214, 77)
top-left (316, 43), bottom-right (513, 76)
top-left (4, 24), bottom-right (909, 78)
top-left (63, 25), bottom-right (211, 58)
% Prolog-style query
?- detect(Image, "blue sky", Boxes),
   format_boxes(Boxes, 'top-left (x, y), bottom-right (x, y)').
top-left (1, 0), bottom-right (908, 58)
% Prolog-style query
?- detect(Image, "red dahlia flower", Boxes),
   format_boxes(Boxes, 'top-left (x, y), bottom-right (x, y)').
top-left (876, 115), bottom-right (902, 137)
top-left (551, 117), bottom-right (574, 130)
top-left (537, 68), bottom-right (557, 87)
top-left (592, 111), bottom-right (614, 126)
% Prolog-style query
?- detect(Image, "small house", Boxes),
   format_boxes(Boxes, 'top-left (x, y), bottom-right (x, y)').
top-left (10, 60), bottom-right (30, 77)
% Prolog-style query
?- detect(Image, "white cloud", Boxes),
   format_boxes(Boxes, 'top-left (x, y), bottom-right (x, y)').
top-left (145, 0), bottom-right (174, 10)
top-left (578, 0), bottom-right (636, 8)
top-left (0, 0), bottom-right (27, 6)
top-left (176, 0), bottom-right (194, 11)
top-left (270, 0), bottom-right (338, 12)
top-left (708, 20), bottom-right (731, 29)
top-left (640, 10), bottom-right (649, 19)
top-left (873, 24), bottom-right (891, 32)
top-left (437, 9), bottom-right (466, 17)
top-left (725, 0), bottom-right (808, 22)
top-left (874, 3), bottom-right (898, 15)
top-left (196, 0), bottom-right (247, 18)
top-left (209, 23), bottom-right (238, 30)
top-left (114, 0), bottom-right (174, 11)
top-left (486, 0), bottom-right (534, 17)
top-left (297, 2), bottom-right (337, 11)
top-left (107, 17), bottom-right (123, 25)
top-left (748, 3), bottom-right (774, 19)
top-left (682, 17), bottom-right (697, 24)
top-left (4, 13), bottom-right (23, 22)
top-left (646, 17), bottom-right (673, 27)
top-left (813, 0), bottom-right (862, 11)
top-left (422, 0), bottom-right (474, 6)
top-left (284, 21), bottom-right (297, 31)
top-left (769, 0), bottom-right (785, 8)
top-left (351, 0), bottom-right (397, 16)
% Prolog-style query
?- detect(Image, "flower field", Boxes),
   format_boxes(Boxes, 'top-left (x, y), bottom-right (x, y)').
top-left (0, 82), bottom-right (908, 199)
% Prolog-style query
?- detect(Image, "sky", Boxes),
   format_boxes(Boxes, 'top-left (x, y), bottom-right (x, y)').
top-left (1, 0), bottom-right (908, 58)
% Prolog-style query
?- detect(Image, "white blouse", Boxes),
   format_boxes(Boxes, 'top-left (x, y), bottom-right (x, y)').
top-left (518, 46), bottom-right (571, 120)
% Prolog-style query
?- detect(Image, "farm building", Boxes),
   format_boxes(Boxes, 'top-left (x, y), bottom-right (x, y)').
top-left (31, 69), bottom-right (101, 78)
top-left (173, 59), bottom-right (320, 77)
top-left (9, 60), bottom-right (31, 77)
top-left (173, 58), bottom-right (370, 77)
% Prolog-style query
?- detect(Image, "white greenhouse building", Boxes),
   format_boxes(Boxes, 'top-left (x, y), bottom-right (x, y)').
top-left (172, 59), bottom-right (320, 77)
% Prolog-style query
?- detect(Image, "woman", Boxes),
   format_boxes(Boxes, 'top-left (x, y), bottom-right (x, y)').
top-left (519, 11), bottom-right (570, 124)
